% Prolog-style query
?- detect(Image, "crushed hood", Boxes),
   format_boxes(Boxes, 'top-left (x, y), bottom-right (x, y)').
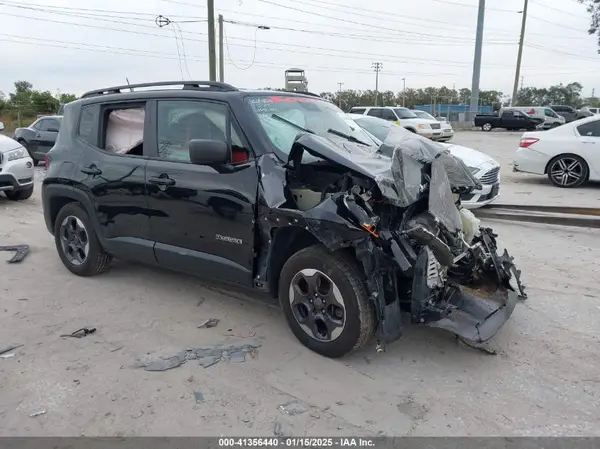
top-left (288, 125), bottom-right (481, 207)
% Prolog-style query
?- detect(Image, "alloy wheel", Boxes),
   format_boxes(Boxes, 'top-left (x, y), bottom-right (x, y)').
top-left (59, 215), bottom-right (90, 266)
top-left (483, 123), bottom-right (492, 131)
top-left (549, 157), bottom-right (584, 187)
top-left (288, 269), bottom-right (346, 341)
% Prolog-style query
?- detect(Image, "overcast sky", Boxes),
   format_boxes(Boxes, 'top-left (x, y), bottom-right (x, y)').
top-left (0, 0), bottom-right (598, 97)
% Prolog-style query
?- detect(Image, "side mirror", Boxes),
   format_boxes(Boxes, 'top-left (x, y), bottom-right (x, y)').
top-left (188, 139), bottom-right (229, 166)
top-left (0, 121), bottom-right (4, 132)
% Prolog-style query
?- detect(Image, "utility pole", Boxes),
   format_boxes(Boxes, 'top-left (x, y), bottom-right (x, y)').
top-left (469, 0), bottom-right (485, 121)
top-left (372, 62), bottom-right (382, 106)
top-left (218, 14), bottom-right (224, 82)
top-left (520, 76), bottom-right (524, 90)
top-left (402, 78), bottom-right (406, 107)
top-left (207, 0), bottom-right (216, 81)
top-left (511, 0), bottom-right (529, 106)
top-left (337, 82), bottom-right (344, 108)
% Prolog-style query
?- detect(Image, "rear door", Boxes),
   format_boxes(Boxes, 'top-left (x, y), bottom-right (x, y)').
top-left (366, 108), bottom-right (383, 119)
top-left (575, 119), bottom-right (600, 174)
top-left (380, 108), bottom-right (398, 122)
top-left (145, 98), bottom-right (258, 286)
top-left (70, 100), bottom-right (152, 263)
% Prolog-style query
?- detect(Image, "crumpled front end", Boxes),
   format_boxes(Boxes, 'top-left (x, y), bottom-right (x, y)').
top-left (256, 125), bottom-right (526, 350)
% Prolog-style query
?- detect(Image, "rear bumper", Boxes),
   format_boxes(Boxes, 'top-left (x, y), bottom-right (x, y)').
top-left (513, 148), bottom-right (548, 175)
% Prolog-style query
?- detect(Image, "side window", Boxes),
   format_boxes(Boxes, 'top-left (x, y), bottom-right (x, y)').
top-left (350, 108), bottom-right (366, 114)
top-left (156, 100), bottom-right (249, 164)
top-left (367, 108), bottom-right (382, 118)
top-left (100, 104), bottom-right (146, 156)
top-left (78, 104), bottom-right (99, 146)
top-left (501, 111), bottom-right (512, 119)
top-left (380, 109), bottom-right (397, 121)
top-left (45, 119), bottom-right (60, 131)
top-left (544, 109), bottom-right (555, 117)
top-left (32, 119), bottom-right (44, 131)
top-left (577, 120), bottom-right (600, 137)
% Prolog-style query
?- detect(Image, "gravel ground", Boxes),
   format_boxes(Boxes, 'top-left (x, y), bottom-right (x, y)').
top-left (0, 131), bottom-right (599, 436)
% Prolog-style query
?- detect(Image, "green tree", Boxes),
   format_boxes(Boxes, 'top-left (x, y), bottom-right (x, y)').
top-left (579, 0), bottom-right (600, 50)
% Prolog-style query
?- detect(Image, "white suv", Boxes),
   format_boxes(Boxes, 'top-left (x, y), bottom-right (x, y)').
top-left (0, 121), bottom-right (35, 201)
top-left (348, 106), bottom-right (443, 140)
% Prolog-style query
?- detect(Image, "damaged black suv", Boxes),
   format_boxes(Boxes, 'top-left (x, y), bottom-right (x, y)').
top-left (42, 81), bottom-right (526, 358)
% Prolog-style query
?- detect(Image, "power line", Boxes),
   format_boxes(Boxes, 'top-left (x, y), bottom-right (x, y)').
top-left (422, 0), bottom-right (519, 13)
top-left (529, 0), bottom-right (589, 19)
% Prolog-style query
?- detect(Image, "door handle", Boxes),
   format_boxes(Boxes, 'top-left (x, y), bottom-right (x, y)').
top-left (81, 165), bottom-right (102, 175)
top-left (149, 175), bottom-right (176, 186)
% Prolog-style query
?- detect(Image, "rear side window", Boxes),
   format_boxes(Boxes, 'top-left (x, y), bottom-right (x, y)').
top-left (78, 104), bottom-right (100, 146)
top-left (577, 120), bottom-right (600, 137)
top-left (350, 107), bottom-right (366, 114)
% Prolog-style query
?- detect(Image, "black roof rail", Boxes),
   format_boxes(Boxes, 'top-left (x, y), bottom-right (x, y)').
top-left (283, 90), bottom-right (322, 98)
top-left (81, 81), bottom-right (238, 98)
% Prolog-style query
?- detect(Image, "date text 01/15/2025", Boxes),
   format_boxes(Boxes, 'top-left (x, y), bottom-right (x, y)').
top-left (218, 438), bottom-right (376, 447)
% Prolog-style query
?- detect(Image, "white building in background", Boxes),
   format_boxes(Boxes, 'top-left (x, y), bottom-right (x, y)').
top-left (285, 68), bottom-right (308, 92)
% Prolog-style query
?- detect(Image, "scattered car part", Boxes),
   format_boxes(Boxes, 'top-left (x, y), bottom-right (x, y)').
top-left (0, 344), bottom-right (23, 355)
top-left (279, 400), bottom-right (308, 416)
top-left (0, 245), bottom-right (29, 263)
top-left (197, 318), bottom-right (219, 328)
top-left (29, 410), bottom-right (46, 418)
top-left (193, 391), bottom-right (204, 404)
top-left (60, 327), bottom-right (97, 338)
top-left (474, 204), bottom-right (600, 230)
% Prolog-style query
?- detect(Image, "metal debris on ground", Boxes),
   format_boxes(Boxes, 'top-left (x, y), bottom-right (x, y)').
top-left (273, 421), bottom-right (284, 437)
top-left (0, 344), bottom-right (22, 355)
top-left (29, 410), bottom-right (46, 418)
top-left (139, 339), bottom-right (262, 372)
top-left (0, 245), bottom-right (29, 263)
top-left (0, 353), bottom-right (15, 359)
top-left (456, 336), bottom-right (498, 355)
top-left (194, 391), bottom-right (204, 404)
top-left (60, 327), bottom-right (96, 338)
top-left (279, 400), bottom-right (308, 416)
top-left (197, 318), bottom-right (219, 329)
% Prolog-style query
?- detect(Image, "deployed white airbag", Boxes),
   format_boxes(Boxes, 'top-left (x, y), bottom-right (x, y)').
top-left (105, 108), bottom-right (144, 154)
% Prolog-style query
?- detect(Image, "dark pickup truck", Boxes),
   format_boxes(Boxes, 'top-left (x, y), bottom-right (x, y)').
top-left (475, 110), bottom-right (542, 132)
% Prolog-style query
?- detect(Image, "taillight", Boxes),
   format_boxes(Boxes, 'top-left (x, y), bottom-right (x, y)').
top-left (519, 137), bottom-right (539, 148)
top-left (44, 155), bottom-right (52, 168)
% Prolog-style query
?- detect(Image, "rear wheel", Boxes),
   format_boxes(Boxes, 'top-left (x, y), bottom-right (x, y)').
top-left (54, 203), bottom-right (112, 276)
top-left (547, 155), bottom-right (588, 188)
top-left (551, 122), bottom-right (560, 128)
top-left (482, 123), bottom-right (492, 132)
top-left (278, 245), bottom-right (375, 358)
top-left (5, 185), bottom-right (33, 201)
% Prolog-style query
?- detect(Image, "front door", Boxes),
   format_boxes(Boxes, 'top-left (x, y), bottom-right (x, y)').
top-left (145, 99), bottom-right (258, 286)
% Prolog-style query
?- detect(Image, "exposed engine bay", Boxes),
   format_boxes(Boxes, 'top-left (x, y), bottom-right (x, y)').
top-left (256, 125), bottom-right (526, 350)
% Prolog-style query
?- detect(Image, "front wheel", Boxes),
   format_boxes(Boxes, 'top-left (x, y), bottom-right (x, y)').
top-left (278, 245), bottom-right (375, 358)
top-left (54, 203), bottom-right (113, 276)
top-left (547, 155), bottom-right (588, 188)
top-left (482, 123), bottom-right (492, 132)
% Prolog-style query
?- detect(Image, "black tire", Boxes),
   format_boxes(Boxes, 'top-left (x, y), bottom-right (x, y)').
top-left (278, 245), bottom-right (375, 358)
top-left (18, 139), bottom-right (36, 163)
top-left (482, 123), bottom-right (492, 132)
top-left (5, 185), bottom-right (34, 201)
top-left (546, 154), bottom-right (588, 188)
top-left (54, 202), bottom-right (112, 276)
top-left (551, 122), bottom-right (560, 128)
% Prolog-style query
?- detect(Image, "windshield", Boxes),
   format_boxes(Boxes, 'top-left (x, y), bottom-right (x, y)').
top-left (393, 108), bottom-right (418, 119)
top-left (246, 94), bottom-right (376, 157)
top-left (412, 110), bottom-right (435, 120)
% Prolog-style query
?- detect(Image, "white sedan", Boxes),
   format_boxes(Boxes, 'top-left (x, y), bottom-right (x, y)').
top-left (514, 114), bottom-right (600, 188)
top-left (344, 114), bottom-right (500, 209)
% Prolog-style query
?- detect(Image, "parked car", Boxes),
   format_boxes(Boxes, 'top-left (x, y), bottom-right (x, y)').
top-left (503, 107), bottom-right (564, 129)
top-left (0, 121), bottom-right (35, 201)
top-left (550, 105), bottom-right (589, 123)
top-left (347, 106), bottom-right (444, 140)
top-left (12, 115), bottom-right (62, 164)
top-left (514, 114), bottom-right (600, 188)
top-left (581, 106), bottom-right (600, 115)
top-left (42, 80), bottom-right (525, 358)
top-left (475, 109), bottom-right (542, 132)
top-left (345, 114), bottom-right (500, 209)
top-left (410, 110), bottom-right (454, 141)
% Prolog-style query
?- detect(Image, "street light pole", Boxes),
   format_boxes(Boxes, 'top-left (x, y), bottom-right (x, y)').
top-left (402, 77), bottom-right (406, 107)
top-left (207, 0), bottom-right (216, 81)
top-left (337, 82), bottom-right (344, 108)
top-left (218, 14), bottom-right (224, 82)
top-left (511, 0), bottom-right (529, 106)
top-left (372, 62), bottom-right (382, 106)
